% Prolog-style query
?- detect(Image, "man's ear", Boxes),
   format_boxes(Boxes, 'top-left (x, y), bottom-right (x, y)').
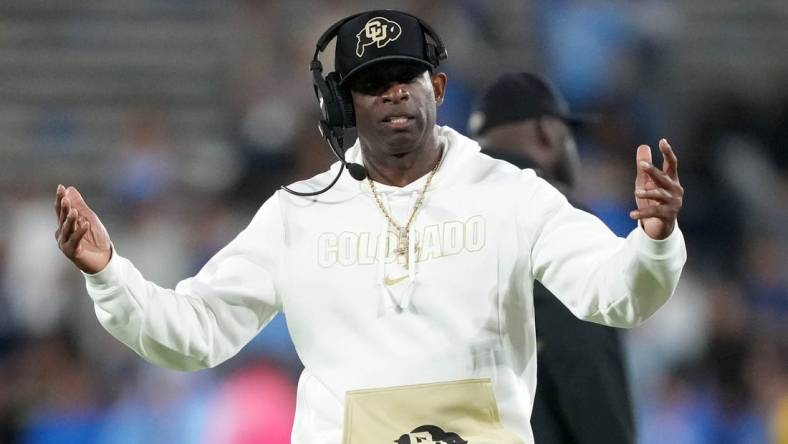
top-left (431, 72), bottom-right (447, 105)
top-left (536, 117), bottom-right (563, 149)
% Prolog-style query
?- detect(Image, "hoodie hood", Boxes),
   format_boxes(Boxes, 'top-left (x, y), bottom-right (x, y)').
top-left (348, 125), bottom-right (480, 194)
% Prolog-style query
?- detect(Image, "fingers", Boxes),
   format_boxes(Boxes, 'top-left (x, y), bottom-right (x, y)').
top-left (64, 186), bottom-right (87, 211)
top-left (629, 204), bottom-right (679, 221)
top-left (636, 139), bottom-right (680, 182)
top-left (631, 139), bottom-right (683, 239)
top-left (53, 185), bottom-right (110, 272)
top-left (639, 160), bottom-right (682, 192)
top-left (57, 185), bottom-right (82, 226)
top-left (59, 197), bottom-right (70, 228)
top-left (59, 194), bottom-right (71, 229)
top-left (636, 144), bottom-right (652, 164)
top-left (56, 185), bottom-right (92, 231)
top-left (635, 145), bottom-right (652, 187)
top-left (54, 184), bottom-right (65, 219)
top-left (63, 218), bottom-right (90, 253)
top-left (55, 186), bottom-right (70, 240)
top-left (659, 138), bottom-right (679, 180)
top-left (57, 207), bottom-right (91, 257)
top-left (634, 161), bottom-right (684, 213)
top-left (635, 187), bottom-right (673, 202)
top-left (58, 208), bottom-right (78, 246)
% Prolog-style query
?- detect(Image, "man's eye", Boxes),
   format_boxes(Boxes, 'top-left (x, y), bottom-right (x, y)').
top-left (353, 80), bottom-right (384, 94)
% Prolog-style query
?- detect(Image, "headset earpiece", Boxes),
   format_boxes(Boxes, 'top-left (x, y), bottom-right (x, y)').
top-left (312, 64), bottom-right (332, 121)
top-left (312, 59), bottom-right (354, 130)
top-left (326, 72), bottom-right (355, 128)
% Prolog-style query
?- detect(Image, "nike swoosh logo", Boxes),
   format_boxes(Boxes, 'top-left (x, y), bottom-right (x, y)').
top-left (383, 274), bottom-right (408, 286)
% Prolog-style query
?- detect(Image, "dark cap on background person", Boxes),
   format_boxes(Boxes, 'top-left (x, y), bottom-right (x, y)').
top-left (468, 72), bottom-right (590, 137)
top-left (334, 10), bottom-right (445, 86)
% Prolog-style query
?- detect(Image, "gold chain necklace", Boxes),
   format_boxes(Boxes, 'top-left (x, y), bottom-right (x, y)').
top-left (368, 152), bottom-right (442, 268)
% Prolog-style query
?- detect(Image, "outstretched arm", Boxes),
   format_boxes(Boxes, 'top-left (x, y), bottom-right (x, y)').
top-left (525, 139), bottom-right (686, 327)
top-left (54, 185), bottom-right (284, 370)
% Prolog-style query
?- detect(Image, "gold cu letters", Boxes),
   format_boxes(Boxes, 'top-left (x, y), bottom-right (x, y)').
top-left (356, 17), bottom-right (402, 57)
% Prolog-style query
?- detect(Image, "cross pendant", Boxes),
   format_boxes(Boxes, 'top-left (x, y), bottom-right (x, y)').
top-left (397, 228), bottom-right (414, 269)
top-left (396, 228), bottom-right (409, 258)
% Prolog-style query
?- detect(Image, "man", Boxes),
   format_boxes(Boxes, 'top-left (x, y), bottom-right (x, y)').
top-left (54, 10), bottom-right (686, 444)
top-left (470, 72), bottom-right (635, 443)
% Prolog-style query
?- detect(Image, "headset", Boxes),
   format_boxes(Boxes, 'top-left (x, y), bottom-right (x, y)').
top-left (281, 10), bottom-right (448, 197)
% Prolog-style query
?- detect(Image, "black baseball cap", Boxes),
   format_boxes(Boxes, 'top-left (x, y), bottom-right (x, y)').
top-left (469, 72), bottom-right (591, 137)
top-left (334, 10), bottom-right (442, 86)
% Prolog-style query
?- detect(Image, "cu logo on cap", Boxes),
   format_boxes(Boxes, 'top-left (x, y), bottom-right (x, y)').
top-left (356, 17), bottom-right (402, 57)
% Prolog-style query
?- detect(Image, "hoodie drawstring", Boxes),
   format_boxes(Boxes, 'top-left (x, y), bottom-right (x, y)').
top-left (376, 193), bottom-right (397, 315)
top-left (376, 191), bottom-right (419, 315)
top-left (400, 191), bottom-right (419, 310)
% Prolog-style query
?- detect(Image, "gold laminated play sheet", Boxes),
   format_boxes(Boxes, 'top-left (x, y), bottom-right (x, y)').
top-left (342, 378), bottom-right (523, 444)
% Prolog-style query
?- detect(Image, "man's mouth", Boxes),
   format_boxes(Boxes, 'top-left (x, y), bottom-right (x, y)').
top-left (381, 114), bottom-right (415, 130)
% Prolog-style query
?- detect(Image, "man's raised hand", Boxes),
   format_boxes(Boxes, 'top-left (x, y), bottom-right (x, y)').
top-left (629, 139), bottom-right (684, 240)
top-left (54, 184), bottom-right (112, 274)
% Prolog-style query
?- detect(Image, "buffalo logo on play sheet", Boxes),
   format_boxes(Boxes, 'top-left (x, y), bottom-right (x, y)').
top-left (356, 17), bottom-right (402, 57)
top-left (394, 425), bottom-right (468, 444)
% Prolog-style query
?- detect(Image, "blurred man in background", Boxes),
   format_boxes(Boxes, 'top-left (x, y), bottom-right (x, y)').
top-left (470, 72), bottom-right (635, 444)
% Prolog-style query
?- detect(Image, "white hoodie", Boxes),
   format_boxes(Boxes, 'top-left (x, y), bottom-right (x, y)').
top-left (85, 126), bottom-right (686, 444)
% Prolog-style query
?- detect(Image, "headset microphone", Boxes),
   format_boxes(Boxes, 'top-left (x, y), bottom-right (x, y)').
top-left (346, 162), bottom-right (367, 181)
top-left (280, 120), bottom-right (367, 197)
top-left (315, 119), bottom-right (367, 181)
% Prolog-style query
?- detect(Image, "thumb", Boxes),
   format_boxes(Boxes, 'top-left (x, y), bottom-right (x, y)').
top-left (635, 144), bottom-right (652, 186)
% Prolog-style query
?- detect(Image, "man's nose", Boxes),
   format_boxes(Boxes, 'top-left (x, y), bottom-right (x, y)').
top-left (381, 83), bottom-right (409, 103)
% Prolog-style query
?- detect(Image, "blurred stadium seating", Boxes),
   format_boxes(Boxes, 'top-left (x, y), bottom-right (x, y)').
top-left (0, 1), bottom-right (786, 443)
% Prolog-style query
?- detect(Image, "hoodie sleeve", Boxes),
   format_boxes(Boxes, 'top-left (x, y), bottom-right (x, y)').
top-left (83, 194), bottom-right (285, 370)
top-left (519, 169), bottom-right (686, 328)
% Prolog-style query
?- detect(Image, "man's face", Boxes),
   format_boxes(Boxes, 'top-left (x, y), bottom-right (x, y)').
top-left (347, 61), bottom-right (446, 157)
